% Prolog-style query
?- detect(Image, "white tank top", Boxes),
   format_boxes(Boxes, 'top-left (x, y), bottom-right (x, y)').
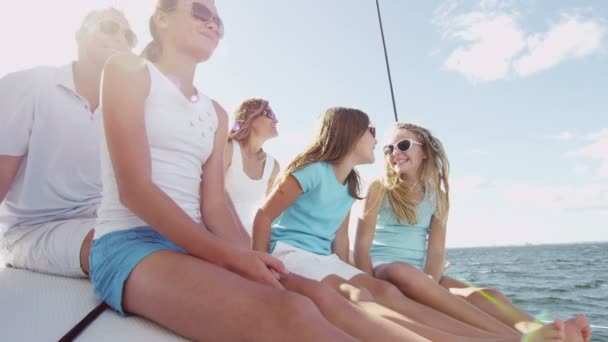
top-left (225, 142), bottom-right (274, 236)
top-left (95, 61), bottom-right (218, 238)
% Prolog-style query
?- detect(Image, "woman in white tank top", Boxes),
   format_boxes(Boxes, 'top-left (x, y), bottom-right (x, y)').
top-left (88, 1), bottom-right (353, 341)
top-left (225, 98), bottom-right (280, 236)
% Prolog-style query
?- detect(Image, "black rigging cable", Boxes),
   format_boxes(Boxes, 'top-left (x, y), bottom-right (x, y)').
top-left (375, 0), bottom-right (399, 122)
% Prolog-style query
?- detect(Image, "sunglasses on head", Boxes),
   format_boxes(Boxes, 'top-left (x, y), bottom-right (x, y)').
top-left (191, 2), bottom-right (224, 38)
top-left (97, 20), bottom-right (138, 48)
top-left (383, 139), bottom-right (423, 155)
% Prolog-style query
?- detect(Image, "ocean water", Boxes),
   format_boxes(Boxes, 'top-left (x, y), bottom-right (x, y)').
top-left (446, 242), bottom-right (608, 341)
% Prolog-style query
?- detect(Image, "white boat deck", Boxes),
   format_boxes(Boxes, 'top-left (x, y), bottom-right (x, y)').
top-left (0, 266), bottom-right (186, 341)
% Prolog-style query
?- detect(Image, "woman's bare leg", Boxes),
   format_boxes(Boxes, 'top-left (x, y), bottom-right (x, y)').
top-left (281, 273), bottom-right (431, 341)
top-left (440, 275), bottom-right (535, 328)
top-left (321, 274), bottom-right (565, 342)
top-left (441, 277), bottom-right (591, 341)
top-left (349, 273), bottom-right (509, 338)
top-left (122, 250), bottom-right (355, 341)
top-left (374, 262), bottom-right (517, 335)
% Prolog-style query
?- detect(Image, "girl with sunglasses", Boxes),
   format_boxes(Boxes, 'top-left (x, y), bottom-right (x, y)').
top-left (89, 1), bottom-right (357, 340)
top-left (223, 102), bottom-right (434, 340)
top-left (355, 123), bottom-right (591, 341)
top-left (225, 98), bottom-right (280, 237)
top-left (223, 101), bottom-right (483, 341)
top-left (253, 109), bottom-right (567, 341)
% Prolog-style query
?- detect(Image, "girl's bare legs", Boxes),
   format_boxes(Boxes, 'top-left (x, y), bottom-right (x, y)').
top-left (280, 273), bottom-right (431, 341)
top-left (122, 250), bottom-right (355, 342)
top-left (321, 274), bottom-right (565, 342)
top-left (348, 273), bottom-right (509, 338)
top-left (440, 275), bottom-right (534, 328)
top-left (375, 262), bottom-right (517, 335)
top-left (440, 276), bottom-right (591, 342)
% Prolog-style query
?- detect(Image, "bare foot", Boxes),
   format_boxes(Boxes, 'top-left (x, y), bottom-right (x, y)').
top-left (564, 315), bottom-right (590, 342)
top-left (521, 319), bottom-right (564, 342)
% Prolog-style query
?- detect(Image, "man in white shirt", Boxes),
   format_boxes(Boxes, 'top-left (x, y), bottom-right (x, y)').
top-left (0, 8), bottom-right (136, 277)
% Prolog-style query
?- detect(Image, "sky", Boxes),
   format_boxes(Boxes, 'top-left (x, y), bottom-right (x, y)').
top-left (1, 0), bottom-right (606, 247)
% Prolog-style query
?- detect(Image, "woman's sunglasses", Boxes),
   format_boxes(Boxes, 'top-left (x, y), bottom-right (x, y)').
top-left (98, 20), bottom-right (138, 48)
top-left (191, 2), bottom-right (225, 38)
top-left (368, 126), bottom-right (376, 138)
top-left (383, 139), bottom-right (423, 155)
top-left (262, 108), bottom-right (277, 121)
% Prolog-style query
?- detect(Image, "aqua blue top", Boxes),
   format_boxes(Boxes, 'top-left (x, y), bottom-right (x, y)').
top-left (370, 190), bottom-right (436, 268)
top-left (270, 162), bottom-right (355, 255)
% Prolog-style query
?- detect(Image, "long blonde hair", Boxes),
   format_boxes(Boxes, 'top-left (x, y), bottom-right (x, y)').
top-left (378, 123), bottom-right (450, 225)
top-left (229, 98), bottom-right (269, 141)
top-left (277, 107), bottom-right (370, 199)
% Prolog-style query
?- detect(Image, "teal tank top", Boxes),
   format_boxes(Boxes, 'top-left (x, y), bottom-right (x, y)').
top-left (370, 190), bottom-right (436, 268)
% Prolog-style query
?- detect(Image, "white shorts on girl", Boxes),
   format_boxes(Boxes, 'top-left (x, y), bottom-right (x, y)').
top-left (372, 260), bottom-right (423, 269)
top-left (272, 241), bottom-right (363, 281)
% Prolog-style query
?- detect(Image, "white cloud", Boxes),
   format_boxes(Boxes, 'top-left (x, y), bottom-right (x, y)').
top-left (441, 174), bottom-right (608, 247)
top-left (434, 3), bottom-right (607, 82)
top-left (500, 182), bottom-right (608, 212)
top-left (597, 161), bottom-right (608, 181)
top-left (440, 11), bottom-right (526, 82)
top-left (544, 131), bottom-right (577, 141)
top-left (514, 14), bottom-right (607, 77)
top-left (568, 138), bottom-right (608, 159)
top-left (586, 127), bottom-right (608, 141)
top-left (574, 163), bottom-right (589, 177)
top-left (567, 127), bottom-right (608, 180)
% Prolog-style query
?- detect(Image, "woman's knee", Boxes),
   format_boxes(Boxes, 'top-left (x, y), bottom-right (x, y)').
top-left (292, 276), bottom-right (341, 304)
top-left (319, 274), bottom-right (374, 302)
top-left (270, 291), bottom-right (320, 319)
top-left (380, 262), bottom-right (425, 292)
top-left (335, 282), bottom-right (376, 302)
top-left (365, 278), bottom-right (402, 301)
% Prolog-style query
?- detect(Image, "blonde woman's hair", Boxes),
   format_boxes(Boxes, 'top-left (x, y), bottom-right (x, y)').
top-left (276, 107), bottom-right (370, 199)
top-left (229, 98), bottom-right (269, 141)
top-left (377, 123), bottom-right (450, 225)
top-left (141, 0), bottom-right (179, 62)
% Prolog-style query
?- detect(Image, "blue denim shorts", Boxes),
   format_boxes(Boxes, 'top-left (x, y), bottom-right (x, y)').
top-left (89, 226), bottom-right (185, 315)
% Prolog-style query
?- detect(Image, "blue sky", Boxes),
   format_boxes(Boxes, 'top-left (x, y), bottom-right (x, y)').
top-left (1, 0), bottom-right (606, 247)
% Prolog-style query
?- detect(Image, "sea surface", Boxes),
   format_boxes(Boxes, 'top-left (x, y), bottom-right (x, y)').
top-left (447, 242), bottom-right (608, 341)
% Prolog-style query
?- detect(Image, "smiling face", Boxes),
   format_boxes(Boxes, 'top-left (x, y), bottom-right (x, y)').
top-left (385, 128), bottom-right (427, 178)
top-left (155, 0), bottom-right (223, 63)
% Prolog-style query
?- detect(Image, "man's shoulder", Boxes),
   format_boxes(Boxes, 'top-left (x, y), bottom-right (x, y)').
top-left (1, 65), bottom-right (61, 84)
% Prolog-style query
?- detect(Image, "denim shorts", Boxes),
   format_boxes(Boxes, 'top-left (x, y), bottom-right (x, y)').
top-left (89, 226), bottom-right (185, 315)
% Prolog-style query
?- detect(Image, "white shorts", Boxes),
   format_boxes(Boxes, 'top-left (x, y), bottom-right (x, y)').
top-left (372, 260), bottom-right (424, 268)
top-left (272, 241), bottom-right (363, 282)
top-left (1, 215), bottom-right (95, 277)
top-left (373, 260), bottom-right (390, 268)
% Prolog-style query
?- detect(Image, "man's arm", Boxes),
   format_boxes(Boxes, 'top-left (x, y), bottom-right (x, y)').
top-left (0, 155), bottom-right (23, 202)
